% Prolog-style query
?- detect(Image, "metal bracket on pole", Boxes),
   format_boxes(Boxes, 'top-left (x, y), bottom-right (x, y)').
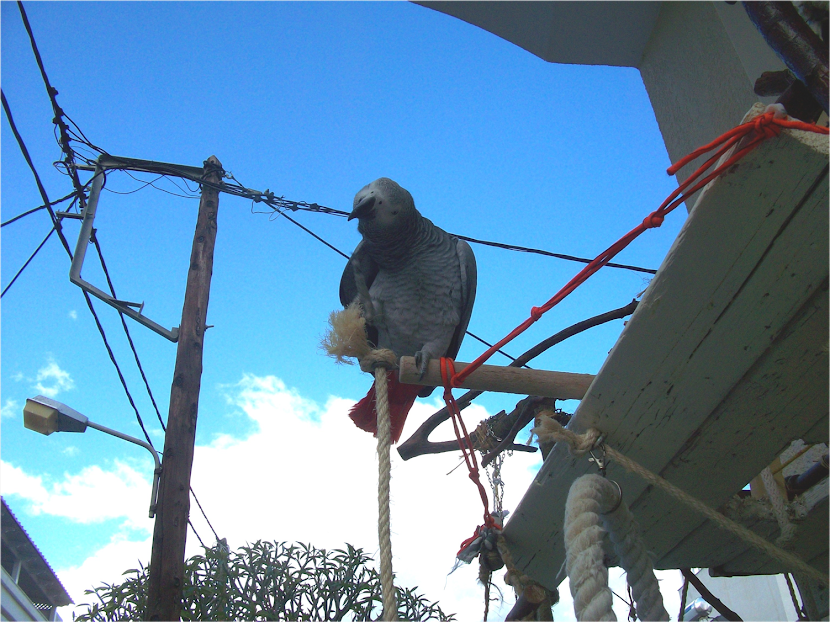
top-left (69, 159), bottom-right (180, 342)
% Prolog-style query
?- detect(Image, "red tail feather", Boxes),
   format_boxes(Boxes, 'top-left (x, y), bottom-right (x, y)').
top-left (349, 371), bottom-right (422, 443)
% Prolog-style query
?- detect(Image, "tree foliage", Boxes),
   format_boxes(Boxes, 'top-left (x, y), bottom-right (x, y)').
top-left (74, 540), bottom-right (455, 621)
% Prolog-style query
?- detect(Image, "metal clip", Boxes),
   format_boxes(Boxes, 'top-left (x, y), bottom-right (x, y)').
top-left (588, 436), bottom-right (610, 477)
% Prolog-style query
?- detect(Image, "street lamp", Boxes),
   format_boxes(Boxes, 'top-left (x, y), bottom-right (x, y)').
top-left (23, 395), bottom-right (162, 518)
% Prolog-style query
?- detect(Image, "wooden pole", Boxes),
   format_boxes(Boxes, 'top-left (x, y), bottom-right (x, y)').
top-left (145, 156), bottom-right (222, 621)
top-left (398, 356), bottom-right (594, 400)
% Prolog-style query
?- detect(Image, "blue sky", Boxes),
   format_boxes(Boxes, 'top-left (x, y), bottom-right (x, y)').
top-left (2, 2), bottom-right (687, 619)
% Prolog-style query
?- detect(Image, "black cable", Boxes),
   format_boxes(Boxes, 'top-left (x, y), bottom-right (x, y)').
top-left (123, 170), bottom-right (199, 199)
top-left (103, 173), bottom-right (167, 196)
top-left (1, 89), bottom-right (73, 255)
top-left (17, 1), bottom-right (88, 211)
top-left (453, 234), bottom-right (658, 275)
top-left (1, 226), bottom-right (55, 298)
top-left (267, 208), bottom-right (523, 365)
top-left (94, 231), bottom-right (225, 539)
top-left (190, 488), bottom-right (220, 543)
top-left (12, 9), bottom-right (226, 539)
top-left (3, 205), bottom-right (46, 228)
top-left (91, 231), bottom-right (168, 433)
top-left (464, 330), bottom-right (531, 369)
top-left (81, 290), bottom-right (156, 447)
top-left (188, 519), bottom-right (206, 549)
top-left (275, 210), bottom-right (351, 260)
top-left (1, 189), bottom-right (78, 228)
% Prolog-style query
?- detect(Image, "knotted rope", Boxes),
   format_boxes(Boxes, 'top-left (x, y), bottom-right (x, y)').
top-left (533, 414), bottom-right (829, 587)
top-left (496, 534), bottom-right (554, 614)
top-left (565, 474), bottom-right (669, 621)
top-left (322, 303), bottom-right (397, 620)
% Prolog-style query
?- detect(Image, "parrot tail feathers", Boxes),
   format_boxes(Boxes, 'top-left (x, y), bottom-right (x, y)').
top-left (348, 371), bottom-right (422, 443)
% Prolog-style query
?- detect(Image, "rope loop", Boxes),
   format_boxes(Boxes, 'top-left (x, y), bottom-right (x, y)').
top-left (530, 306), bottom-right (544, 321)
top-left (440, 356), bottom-right (462, 390)
top-left (642, 211), bottom-right (665, 229)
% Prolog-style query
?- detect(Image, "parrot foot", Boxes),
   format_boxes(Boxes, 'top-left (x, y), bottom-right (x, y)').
top-left (414, 350), bottom-right (431, 379)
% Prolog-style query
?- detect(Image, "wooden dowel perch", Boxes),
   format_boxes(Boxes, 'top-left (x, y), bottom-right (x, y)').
top-left (399, 357), bottom-right (594, 399)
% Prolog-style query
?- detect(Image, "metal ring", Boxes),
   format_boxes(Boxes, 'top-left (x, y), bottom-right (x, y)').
top-left (600, 480), bottom-right (623, 515)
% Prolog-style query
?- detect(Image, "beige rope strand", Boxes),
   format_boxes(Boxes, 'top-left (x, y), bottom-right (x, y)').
top-left (533, 416), bottom-right (829, 587)
top-left (375, 366), bottom-right (398, 621)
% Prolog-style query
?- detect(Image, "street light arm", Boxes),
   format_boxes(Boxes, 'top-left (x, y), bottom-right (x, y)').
top-left (86, 420), bottom-right (162, 518)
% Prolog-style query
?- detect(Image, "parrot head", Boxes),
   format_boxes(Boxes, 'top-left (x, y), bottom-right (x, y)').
top-left (350, 178), bottom-right (418, 240)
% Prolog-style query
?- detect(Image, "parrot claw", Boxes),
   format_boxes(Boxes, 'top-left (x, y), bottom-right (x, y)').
top-left (414, 350), bottom-right (431, 379)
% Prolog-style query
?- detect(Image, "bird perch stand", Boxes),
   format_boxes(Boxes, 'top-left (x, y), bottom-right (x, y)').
top-left (398, 357), bottom-right (594, 399)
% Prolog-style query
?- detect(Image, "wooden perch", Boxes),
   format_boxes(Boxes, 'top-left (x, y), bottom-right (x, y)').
top-left (399, 357), bottom-right (594, 399)
top-left (397, 299), bottom-right (639, 461)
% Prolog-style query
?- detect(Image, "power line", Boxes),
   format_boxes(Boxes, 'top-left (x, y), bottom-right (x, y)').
top-left (93, 230), bottom-right (221, 541)
top-left (1, 227), bottom-right (55, 298)
top-left (92, 231), bottom-right (168, 433)
top-left (189, 488), bottom-right (221, 544)
top-left (11, 7), bottom-right (229, 546)
top-left (1, 89), bottom-right (72, 255)
top-left (259, 207), bottom-right (523, 366)
top-left (453, 234), bottom-right (658, 275)
top-left (17, 0), bottom-right (89, 210)
top-left (1, 189), bottom-right (79, 228)
top-left (188, 519), bottom-right (206, 549)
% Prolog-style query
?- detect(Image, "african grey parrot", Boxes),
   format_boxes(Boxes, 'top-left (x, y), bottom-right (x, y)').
top-left (340, 177), bottom-right (477, 442)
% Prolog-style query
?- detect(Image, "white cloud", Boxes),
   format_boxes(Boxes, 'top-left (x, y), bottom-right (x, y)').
top-left (62, 446), bottom-right (81, 457)
top-left (1, 459), bottom-right (154, 532)
top-left (11, 371), bottom-right (25, 382)
top-left (69, 310), bottom-right (78, 320)
top-left (1, 398), bottom-right (20, 419)
top-left (11, 373), bottom-right (682, 621)
top-left (33, 358), bottom-right (75, 398)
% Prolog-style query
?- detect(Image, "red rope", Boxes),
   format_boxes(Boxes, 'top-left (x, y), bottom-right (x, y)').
top-left (449, 110), bottom-right (828, 389)
top-left (442, 110), bottom-right (827, 554)
top-left (441, 358), bottom-right (498, 554)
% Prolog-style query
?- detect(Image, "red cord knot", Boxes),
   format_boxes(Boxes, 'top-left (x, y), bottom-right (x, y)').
top-left (753, 111), bottom-right (783, 140)
top-left (530, 306), bottom-right (544, 321)
top-left (440, 357), bottom-right (462, 390)
top-left (642, 211), bottom-right (665, 229)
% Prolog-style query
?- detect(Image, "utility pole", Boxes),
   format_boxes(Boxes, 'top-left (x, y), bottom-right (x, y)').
top-left (145, 156), bottom-right (222, 620)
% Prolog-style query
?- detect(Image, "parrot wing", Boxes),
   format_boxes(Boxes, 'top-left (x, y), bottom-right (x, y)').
top-left (339, 240), bottom-right (379, 347)
top-left (446, 237), bottom-right (477, 361)
top-left (416, 237), bottom-right (477, 398)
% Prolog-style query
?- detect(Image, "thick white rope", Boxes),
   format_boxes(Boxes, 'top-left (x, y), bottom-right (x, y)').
top-left (565, 474), bottom-right (669, 621)
top-left (534, 414), bottom-right (829, 587)
top-left (322, 306), bottom-right (398, 619)
top-left (374, 364), bottom-right (398, 621)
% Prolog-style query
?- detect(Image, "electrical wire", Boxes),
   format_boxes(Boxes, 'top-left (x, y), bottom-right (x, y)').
top-left (13, 1), bottom-right (224, 546)
top-left (1, 227), bottom-right (55, 298)
top-left (188, 519), bottom-right (206, 549)
top-left (1, 89), bottom-right (72, 254)
top-left (454, 234), bottom-right (658, 275)
top-left (1, 189), bottom-right (80, 228)
top-left (18, 1), bottom-right (89, 211)
top-left (190, 488), bottom-right (221, 544)
top-left (91, 231), bottom-right (168, 433)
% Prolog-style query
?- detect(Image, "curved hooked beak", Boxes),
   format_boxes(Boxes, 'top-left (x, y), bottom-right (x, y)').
top-left (348, 195), bottom-right (376, 221)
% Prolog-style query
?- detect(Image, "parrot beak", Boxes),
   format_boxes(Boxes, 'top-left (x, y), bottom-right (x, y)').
top-left (349, 195), bottom-right (376, 221)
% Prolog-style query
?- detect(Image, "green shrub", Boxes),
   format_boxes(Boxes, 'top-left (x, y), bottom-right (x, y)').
top-left (75, 540), bottom-right (455, 621)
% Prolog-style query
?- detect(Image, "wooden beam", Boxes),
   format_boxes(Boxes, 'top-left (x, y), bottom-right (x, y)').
top-left (145, 156), bottom-right (222, 621)
top-left (398, 356), bottom-right (594, 400)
